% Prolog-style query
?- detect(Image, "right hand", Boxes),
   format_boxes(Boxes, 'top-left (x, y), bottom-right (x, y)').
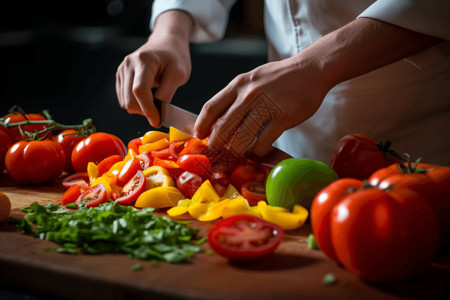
top-left (116, 11), bottom-right (193, 127)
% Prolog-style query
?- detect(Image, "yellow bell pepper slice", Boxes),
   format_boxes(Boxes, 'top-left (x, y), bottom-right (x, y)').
top-left (142, 131), bottom-right (169, 144)
top-left (139, 138), bottom-right (170, 153)
top-left (87, 162), bottom-right (98, 183)
top-left (221, 184), bottom-right (240, 199)
top-left (90, 176), bottom-right (112, 199)
top-left (257, 201), bottom-right (309, 230)
top-left (191, 180), bottom-right (220, 204)
top-left (124, 148), bottom-right (138, 161)
top-left (105, 161), bottom-right (126, 177)
top-left (169, 126), bottom-right (192, 142)
top-left (191, 198), bottom-right (234, 222)
top-left (135, 186), bottom-right (185, 208)
top-left (221, 196), bottom-right (262, 219)
top-left (143, 166), bottom-right (174, 189)
top-left (167, 199), bottom-right (192, 217)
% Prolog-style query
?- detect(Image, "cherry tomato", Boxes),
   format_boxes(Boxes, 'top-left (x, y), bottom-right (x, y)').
top-left (117, 157), bottom-right (141, 186)
top-left (5, 140), bottom-right (65, 184)
top-left (61, 185), bottom-right (82, 205)
top-left (151, 148), bottom-right (172, 159)
top-left (61, 172), bottom-right (89, 190)
top-left (136, 152), bottom-right (151, 170)
top-left (329, 134), bottom-right (404, 180)
top-left (176, 171), bottom-right (203, 198)
top-left (55, 129), bottom-right (84, 173)
top-left (127, 137), bottom-right (143, 154)
top-left (2, 112), bottom-right (51, 141)
top-left (311, 178), bottom-right (439, 282)
top-left (116, 170), bottom-right (146, 204)
top-left (230, 164), bottom-right (264, 191)
top-left (208, 215), bottom-right (284, 261)
top-left (179, 137), bottom-right (208, 156)
top-left (177, 154), bottom-right (211, 176)
top-left (76, 183), bottom-right (107, 208)
top-left (168, 140), bottom-right (186, 159)
top-left (71, 132), bottom-right (126, 173)
top-left (241, 181), bottom-right (267, 206)
top-left (0, 126), bottom-right (12, 172)
top-left (97, 155), bottom-right (123, 177)
top-left (204, 170), bottom-right (230, 197)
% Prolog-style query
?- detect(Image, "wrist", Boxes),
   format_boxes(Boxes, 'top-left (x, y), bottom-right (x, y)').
top-left (152, 10), bottom-right (193, 42)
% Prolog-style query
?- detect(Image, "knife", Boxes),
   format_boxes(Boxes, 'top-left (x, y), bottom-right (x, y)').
top-left (154, 98), bottom-right (292, 165)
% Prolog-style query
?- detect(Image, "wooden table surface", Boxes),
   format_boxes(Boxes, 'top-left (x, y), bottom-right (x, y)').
top-left (1, 173), bottom-right (449, 300)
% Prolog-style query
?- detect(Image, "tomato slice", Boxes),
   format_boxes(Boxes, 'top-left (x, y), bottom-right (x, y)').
top-left (179, 137), bottom-right (208, 156)
top-left (117, 157), bottom-right (141, 186)
top-left (61, 185), bottom-right (82, 205)
top-left (153, 157), bottom-right (180, 169)
top-left (116, 170), bottom-right (146, 204)
top-left (168, 140), bottom-right (186, 159)
top-left (136, 152), bottom-right (151, 169)
top-left (177, 154), bottom-right (211, 176)
top-left (97, 155), bottom-right (123, 177)
top-left (76, 183), bottom-right (107, 208)
top-left (241, 181), bottom-right (267, 206)
top-left (176, 171), bottom-right (203, 198)
top-left (62, 172), bottom-right (90, 190)
top-left (208, 215), bottom-right (284, 260)
top-left (151, 148), bottom-right (172, 159)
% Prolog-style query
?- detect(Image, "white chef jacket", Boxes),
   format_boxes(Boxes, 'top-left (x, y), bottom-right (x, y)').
top-left (151, 0), bottom-right (450, 166)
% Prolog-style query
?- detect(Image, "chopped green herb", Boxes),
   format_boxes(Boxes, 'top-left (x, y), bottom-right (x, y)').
top-left (65, 202), bottom-right (78, 209)
top-left (322, 273), bottom-right (337, 285)
top-left (130, 263), bottom-right (143, 271)
top-left (16, 201), bottom-right (203, 263)
top-left (308, 233), bottom-right (319, 250)
top-left (195, 237), bottom-right (208, 245)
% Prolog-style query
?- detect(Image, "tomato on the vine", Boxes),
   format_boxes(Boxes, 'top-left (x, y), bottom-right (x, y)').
top-left (311, 178), bottom-right (439, 282)
top-left (2, 112), bottom-right (51, 141)
top-left (0, 126), bottom-right (12, 172)
top-left (71, 132), bottom-right (126, 173)
top-left (5, 140), bottom-right (65, 184)
top-left (55, 129), bottom-right (84, 173)
top-left (208, 215), bottom-right (284, 261)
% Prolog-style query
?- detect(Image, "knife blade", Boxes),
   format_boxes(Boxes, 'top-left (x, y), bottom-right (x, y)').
top-left (153, 97), bottom-right (292, 165)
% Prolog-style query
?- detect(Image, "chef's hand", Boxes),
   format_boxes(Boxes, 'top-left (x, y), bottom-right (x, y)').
top-left (116, 11), bottom-right (193, 127)
top-left (194, 55), bottom-right (332, 157)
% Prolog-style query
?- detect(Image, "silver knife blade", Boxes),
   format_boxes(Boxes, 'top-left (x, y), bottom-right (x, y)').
top-left (154, 98), bottom-right (197, 136)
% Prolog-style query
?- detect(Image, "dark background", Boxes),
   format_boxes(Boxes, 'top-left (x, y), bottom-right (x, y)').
top-left (0, 0), bottom-right (266, 143)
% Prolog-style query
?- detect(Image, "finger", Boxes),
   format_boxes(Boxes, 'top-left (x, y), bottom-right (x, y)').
top-left (194, 83), bottom-right (237, 139)
top-left (132, 69), bottom-right (161, 127)
top-left (115, 64), bottom-right (123, 106)
top-left (123, 69), bottom-right (145, 115)
top-left (250, 121), bottom-right (286, 157)
top-left (153, 66), bottom-right (185, 103)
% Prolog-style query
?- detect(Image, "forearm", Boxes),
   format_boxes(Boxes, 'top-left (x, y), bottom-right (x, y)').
top-left (150, 10), bottom-right (194, 43)
top-left (295, 17), bottom-right (441, 90)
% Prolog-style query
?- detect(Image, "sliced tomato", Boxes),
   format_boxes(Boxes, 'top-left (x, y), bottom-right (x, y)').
top-left (128, 137), bottom-right (143, 154)
top-left (97, 155), bottom-right (123, 177)
top-left (151, 148), bottom-right (171, 159)
top-left (179, 137), bottom-right (208, 156)
top-left (241, 181), bottom-right (267, 206)
top-left (61, 185), bottom-right (82, 205)
top-left (62, 172), bottom-right (90, 190)
top-left (116, 170), bottom-right (146, 204)
top-left (117, 157), bottom-right (141, 186)
top-left (153, 157), bottom-right (180, 169)
top-left (76, 183), bottom-right (107, 208)
top-left (168, 140), bottom-right (186, 159)
top-left (177, 154), bottom-right (211, 176)
top-left (208, 215), bottom-right (284, 261)
top-left (136, 152), bottom-right (151, 169)
top-left (176, 171), bottom-right (203, 198)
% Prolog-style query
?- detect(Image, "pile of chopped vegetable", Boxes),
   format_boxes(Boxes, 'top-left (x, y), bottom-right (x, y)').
top-left (16, 201), bottom-right (203, 263)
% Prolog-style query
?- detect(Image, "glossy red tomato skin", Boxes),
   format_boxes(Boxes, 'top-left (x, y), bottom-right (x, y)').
top-left (116, 170), bottom-right (145, 204)
top-left (76, 183), bottom-right (107, 208)
top-left (71, 132), bottom-right (126, 173)
top-left (311, 179), bottom-right (439, 282)
top-left (329, 134), bottom-right (403, 180)
top-left (177, 154), bottom-right (211, 176)
top-left (96, 155), bottom-right (123, 177)
top-left (117, 157), bottom-right (141, 187)
top-left (3, 113), bottom-right (52, 141)
top-left (208, 215), bottom-right (284, 261)
top-left (127, 137), bottom-right (142, 154)
top-left (55, 129), bottom-right (84, 173)
top-left (241, 181), bottom-right (267, 206)
top-left (5, 140), bottom-right (65, 184)
top-left (0, 126), bottom-right (12, 172)
top-left (61, 185), bottom-right (82, 205)
top-left (176, 171), bottom-right (203, 198)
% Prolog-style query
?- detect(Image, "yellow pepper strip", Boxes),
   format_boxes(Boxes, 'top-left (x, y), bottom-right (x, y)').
top-left (90, 176), bottom-right (112, 199)
top-left (139, 138), bottom-right (170, 153)
top-left (221, 184), bottom-right (240, 200)
top-left (124, 148), bottom-right (138, 161)
top-left (169, 126), bottom-right (192, 142)
top-left (167, 199), bottom-right (192, 217)
top-left (143, 166), bottom-right (174, 190)
top-left (191, 180), bottom-right (220, 204)
top-left (221, 196), bottom-right (262, 219)
top-left (142, 131), bottom-right (169, 144)
top-left (104, 161), bottom-right (126, 177)
top-left (87, 162), bottom-right (98, 184)
top-left (257, 201), bottom-right (309, 230)
top-left (135, 186), bottom-right (185, 208)
top-left (192, 198), bottom-right (234, 222)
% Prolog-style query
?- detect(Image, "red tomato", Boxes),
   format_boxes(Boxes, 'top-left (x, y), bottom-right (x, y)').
top-left (71, 132), bottom-right (126, 173)
top-left (230, 163), bottom-right (266, 191)
top-left (61, 185), bottom-right (82, 205)
top-left (208, 215), bottom-right (284, 261)
top-left (151, 148), bottom-right (172, 159)
top-left (177, 154), bottom-right (211, 176)
top-left (116, 170), bottom-right (145, 204)
top-left (136, 153), bottom-right (151, 170)
top-left (168, 140), bottom-right (186, 159)
top-left (127, 137), bottom-right (143, 154)
top-left (0, 126), bottom-right (12, 172)
top-left (76, 183), bottom-right (107, 208)
top-left (117, 157), bottom-right (141, 187)
top-left (2, 112), bottom-right (51, 141)
top-left (153, 157), bottom-right (179, 169)
top-left (55, 129), bottom-right (84, 173)
top-left (207, 148), bottom-right (246, 175)
top-left (241, 181), bottom-right (267, 206)
top-left (5, 140), bottom-right (65, 184)
top-left (97, 155), bottom-right (123, 177)
top-left (311, 178), bottom-right (439, 282)
top-left (329, 134), bottom-right (404, 180)
top-left (176, 171), bottom-right (203, 198)
top-left (61, 172), bottom-right (90, 190)
top-left (204, 170), bottom-right (229, 197)
top-left (179, 137), bottom-right (208, 155)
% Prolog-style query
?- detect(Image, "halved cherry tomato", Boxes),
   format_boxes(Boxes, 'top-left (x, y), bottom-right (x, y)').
top-left (76, 183), bottom-right (107, 208)
top-left (117, 157), bottom-right (141, 186)
top-left (97, 155), bottom-right (123, 177)
top-left (61, 185), bottom-right (82, 205)
top-left (208, 215), bottom-right (284, 261)
top-left (136, 152), bottom-right (151, 169)
top-left (241, 181), bottom-right (267, 206)
top-left (179, 137), bottom-right (208, 156)
top-left (168, 140), bottom-right (186, 159)
top-left (177, 154), bottom-right (211, 176)
top-left (116, 170), bottom-right (146, 204)
top-left (55, 129), bottom-right (84, 173)
top-left (176, 171), bottom-right (203, 198)
top-left (62, 172), bottom-right (90, 190)
top-left (127, 137), bottom-right (143, 154)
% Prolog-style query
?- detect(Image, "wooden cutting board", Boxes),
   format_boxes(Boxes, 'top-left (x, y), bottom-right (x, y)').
top-left (1, 173), bottom-right (449, 300)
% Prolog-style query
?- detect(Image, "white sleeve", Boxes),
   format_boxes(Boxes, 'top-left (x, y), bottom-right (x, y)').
top-left (150, 0), bottom-right (237, 43)
top-left (358, 0), bottom-right (450, 41)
